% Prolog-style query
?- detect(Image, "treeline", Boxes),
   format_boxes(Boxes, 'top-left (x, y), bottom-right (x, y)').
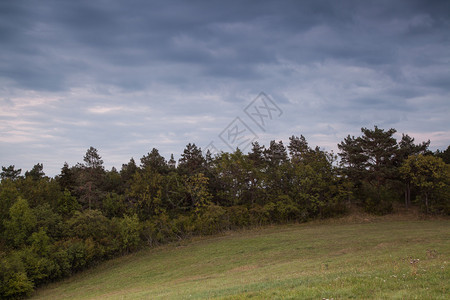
top-left (1, 126), bottom-right (449, 298)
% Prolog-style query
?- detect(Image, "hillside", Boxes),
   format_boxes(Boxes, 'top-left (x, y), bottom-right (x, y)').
top-left (32, 217), bottom-right (449, 299)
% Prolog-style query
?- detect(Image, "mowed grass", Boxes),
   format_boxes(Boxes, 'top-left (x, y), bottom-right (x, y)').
top-left (32, 217), bottom-right (449, 299)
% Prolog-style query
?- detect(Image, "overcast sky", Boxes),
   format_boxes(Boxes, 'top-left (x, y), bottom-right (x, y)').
top-left (1, 0), bottom-right (449, 176)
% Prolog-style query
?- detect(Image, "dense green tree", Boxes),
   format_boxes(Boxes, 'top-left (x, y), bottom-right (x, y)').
top-left (3, 197), bottom-right (37, 248)
top-left (1, 165), bottom-right (22, 181)
top-left (57, 162), bottom-right (76, 193)
top-left (140, 148), bottom-right (168, 174)
top-left (264, 140), bottom-right (288, 167)
top-left (120, 158), bottom-right (138, 193)
top-left (338, 126), bottom-right (399, 211)
top-left (248, 141), bottom-right (265, 167)
top-left (288, 135), bottom-right (311, 162)
top-left (0, 252), bottom-right (34, 298)
top-left (396, 134), bottom-right (430, 207)
top-left (360, 127), bottom-right (396, 179)
top-left (102, 192), bottom-right (126, 218)
top-left (359, 126), bottom-right (398, 184)
top-left (160, 171), bottom-right (186, 213)
top-left (213, 150), bottom-right (252, 206)
top-left (33, 203), bottom-right (64, 240)
top-left (127, 167), bottom-right (164, 220)
top-left (264, 141), bottom-right (289, 199)
top-left (0, 179), bottom-right (20, 233)
top-left (103, 167), bottom-right (122, 194)
top-left (18, 177), bottom-right (63, 208)
top-left (83, 146), bottom-right (104, 169)
top-left (0, 127), bottom-right (447, 299)
top-left (184, 173), bottom-right (213, 215)
top-left (77, 147), bottom-right (106, 210)
top-left (178, 143), bottom-right (206, 175)
top-left (25, 163), bottom-right (45, 181)
top-left (435, 145), bottom-right (450, 164)
top-left (56, 189), bottom-right (80, 216)
top-left (115, 214), bottom-right (141, 253)
top-left (67, 210), bottom-right (116, 259)
top-left (168, 154), bottom-right (176, 169)
top-left (400, 154), bottom-right (449, 213)
top-left (337, 134), bottom-right (367, 185)
top-left (246, 142), bottom-right (266, 205)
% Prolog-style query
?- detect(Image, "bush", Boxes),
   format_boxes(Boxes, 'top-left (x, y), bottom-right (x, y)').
top-left (115, 214), bottom-right (141, 253)
top-left (0, 252), bottom-right (34, 299)
top-left (194, 204), bottom-right (227, 235)
top-left (18, 247), bottom-right (58, 285)
top-left (3, 197), bottom-right (37, 248)
top-left (225, 206), bottom-right (250, 229)
top-left (249, 205), bottom-right (269, 226)
top-left (48, 246), bottom-right (72, 278)
top-left (263, 195), bottom-right (300, 223)
top-left (141, 213), bottom-right (177, 246)
top-left (102, 193), bottom-right (126, 218)
top-left (63, 238), bottom-right (89, 271)
top-left (360, 183), bottom-right (396, 215)
top-left (172, 215), bottom-right (194, 239)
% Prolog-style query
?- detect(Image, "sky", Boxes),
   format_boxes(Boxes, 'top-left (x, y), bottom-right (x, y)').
top-left (1, 0), bottom-right (449, 176)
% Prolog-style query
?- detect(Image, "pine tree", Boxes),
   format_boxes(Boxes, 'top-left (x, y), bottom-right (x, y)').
top-left (25, 163), bottom-right (45, 181)
top-left (1, 165), bottom-right (22, 181)
top-left (178, 143), bottom-right (205, 175)
top-left (140, 148), bottom-right (168, 174)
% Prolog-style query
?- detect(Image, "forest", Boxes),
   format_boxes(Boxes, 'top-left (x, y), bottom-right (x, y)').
top-left (1, 126), bottom-right (449, 298)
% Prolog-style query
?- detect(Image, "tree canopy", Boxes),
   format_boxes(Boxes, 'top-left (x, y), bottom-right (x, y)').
top-left (0, 129), bottom-right (448, 298)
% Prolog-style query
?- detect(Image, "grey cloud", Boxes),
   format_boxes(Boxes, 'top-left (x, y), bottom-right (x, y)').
top-left (0, 0), bottom-right (449, 175)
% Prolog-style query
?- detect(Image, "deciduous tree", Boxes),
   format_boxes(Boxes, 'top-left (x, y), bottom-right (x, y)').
top-left (400, 154), bottom-right (448, 213)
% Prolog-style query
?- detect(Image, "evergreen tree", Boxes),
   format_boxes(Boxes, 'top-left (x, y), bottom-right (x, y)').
top-left (435, 145), bottom-right (450, 164)
top-left (338, 126), bottom-right (399, 212)
top-left (338, 126), bottom-right (398, 186)
top-left (140, 148), bottom-right (168, 174)
top-left (288, 135), bottom-right (310, 162)
top-left (248, 141), bottom-right (265, 168)
top-left (168, 154), bottom-right (176, 169)
top-left (57, 162), bottom-right (76, 192)
top-left (83, 146), bottom-right (104, 170)
top-left (120, 158), bottom-right (138, 183)
top-left (178, 143), bottom-right (206, 175)
top-left (78, 147), bottom-right (105, 209)
top-left (264, 140), bottom-right (288, 167)
top-left (1, 165), bottom-right (22, 181)
top-left (25, 163), bottom-right (45, 181)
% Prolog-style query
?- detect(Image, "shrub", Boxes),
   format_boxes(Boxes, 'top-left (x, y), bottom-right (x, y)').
top-left (194, 204), bottom-right (227, 235)
top-left (141, 213), bottom-right (177, 246)
top-left (225, 206), bottom-right (250, 229)
top-left (360, 183), bottom-right (396, 215)
top-left (0, 252), bottom-right (34, 299)
top-left (115, 214), bottom-right (141, 253)
top-left (18, 247), bottom-right (58, 285)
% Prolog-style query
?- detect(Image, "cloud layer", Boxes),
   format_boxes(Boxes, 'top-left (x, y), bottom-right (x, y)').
top-left (1, 0), bottom-right (449, 175)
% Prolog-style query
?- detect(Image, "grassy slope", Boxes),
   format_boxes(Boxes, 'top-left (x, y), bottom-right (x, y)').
top-left (32, 216), bottom-right (449, 299)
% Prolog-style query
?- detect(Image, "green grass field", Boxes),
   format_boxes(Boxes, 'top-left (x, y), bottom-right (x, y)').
top-left (32, 216), bottom-right (449, 299)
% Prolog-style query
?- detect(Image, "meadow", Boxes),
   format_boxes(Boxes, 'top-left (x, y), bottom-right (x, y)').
top-left (32, 216), bottom-right (449, 299)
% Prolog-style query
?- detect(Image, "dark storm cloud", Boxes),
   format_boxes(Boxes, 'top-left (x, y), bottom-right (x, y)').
top-left (1, 0), bottom-right (449, 175)
top-left (1, 0), bottom-right (447, 90)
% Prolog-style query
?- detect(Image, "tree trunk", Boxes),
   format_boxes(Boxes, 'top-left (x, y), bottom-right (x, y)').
top-left (404, 184), bottom-right (408, 208)
top-left (407, 183), bottom-right (411, 207)
top-left (404, 183), bottom-right (411, 208)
